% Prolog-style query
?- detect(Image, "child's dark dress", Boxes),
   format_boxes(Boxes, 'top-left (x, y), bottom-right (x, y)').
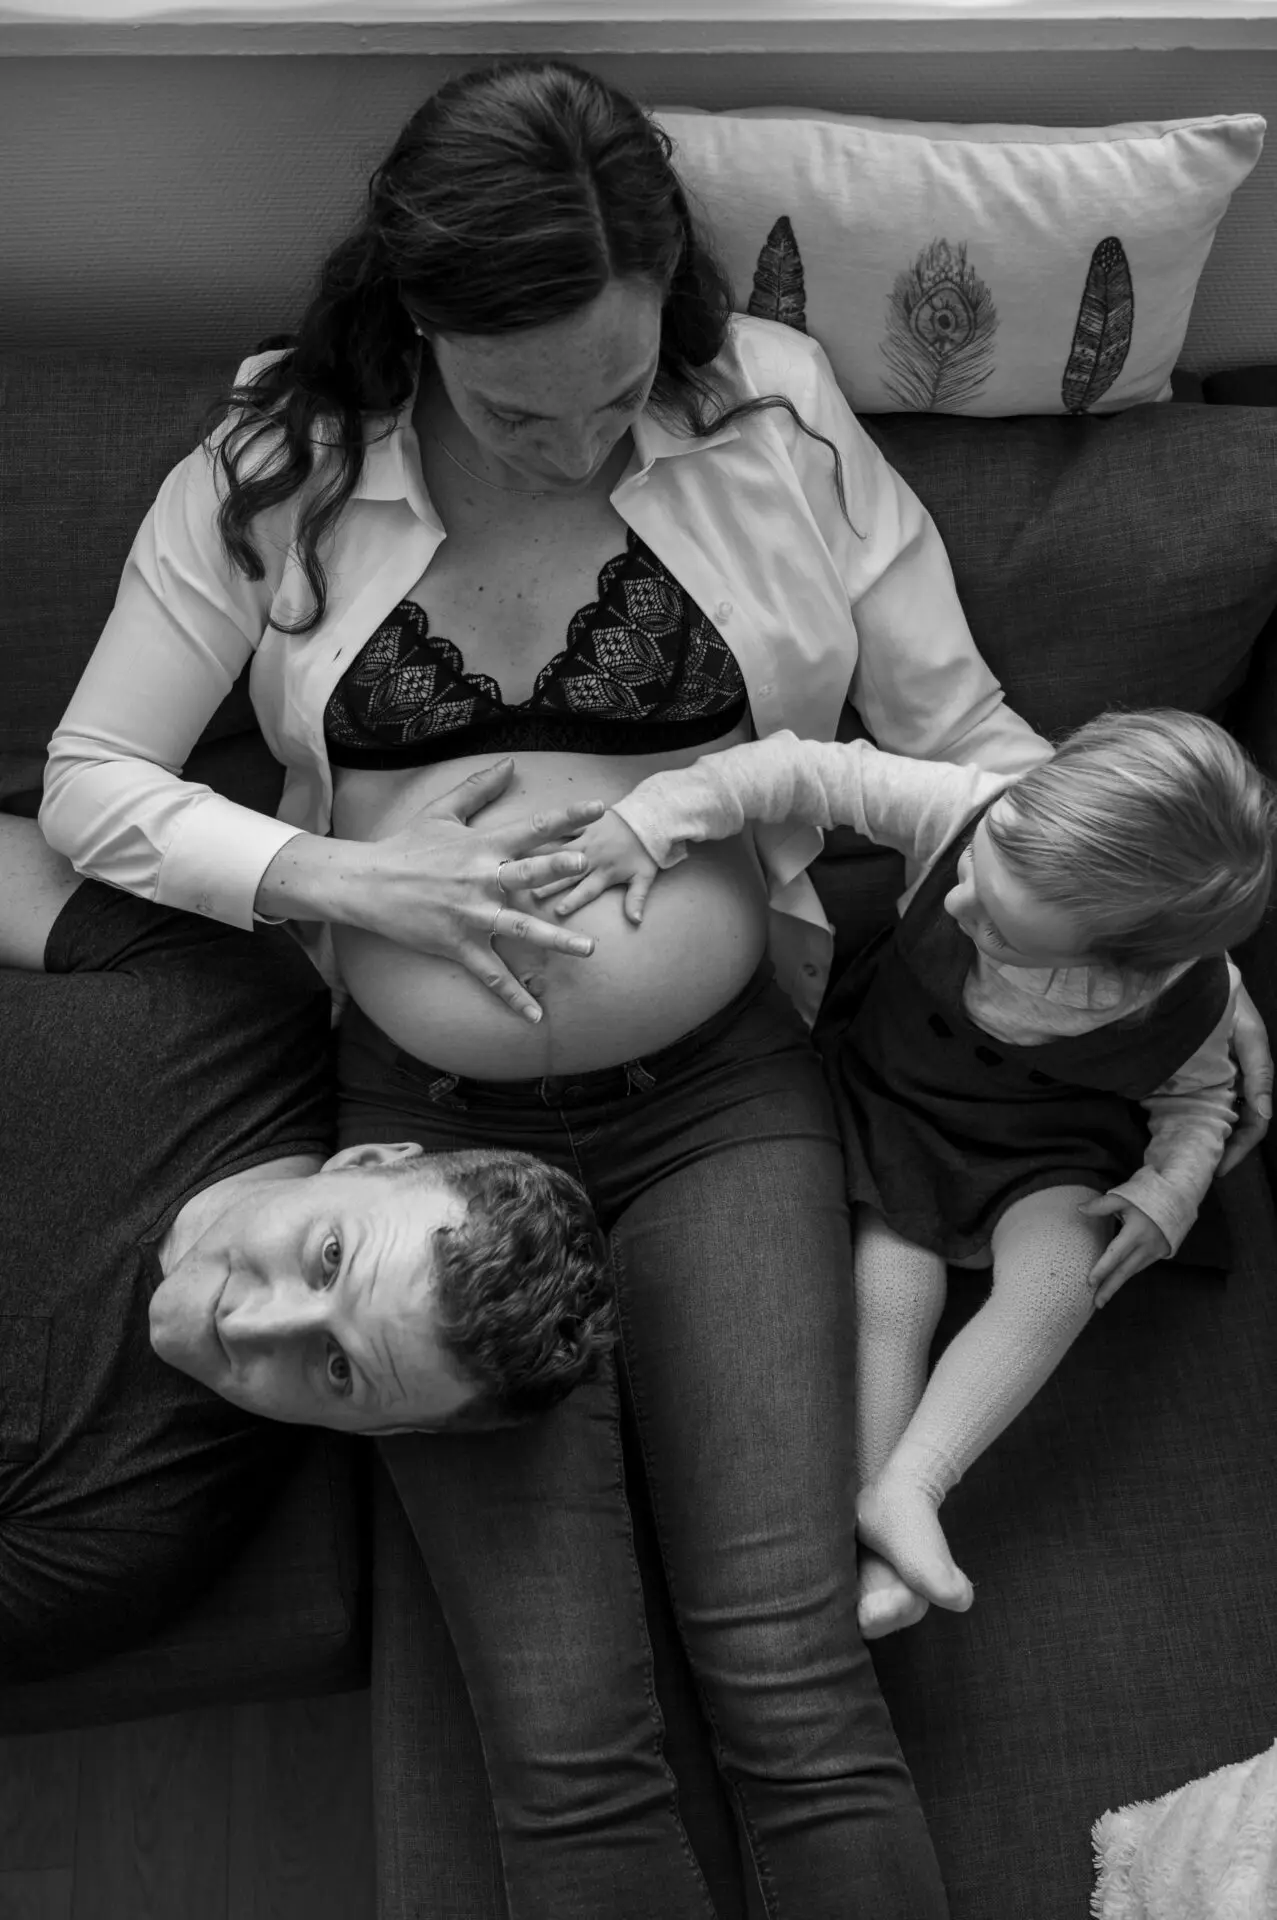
top-left (814, 810), bottom-right (1232, 1264)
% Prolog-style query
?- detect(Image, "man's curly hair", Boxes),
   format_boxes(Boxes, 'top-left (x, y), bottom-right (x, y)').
top-left (387, 1149), bottom-right (615, 1429)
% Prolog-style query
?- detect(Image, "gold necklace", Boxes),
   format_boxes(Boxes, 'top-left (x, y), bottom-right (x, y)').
top-left (431, 433), bottom-right (602, 500)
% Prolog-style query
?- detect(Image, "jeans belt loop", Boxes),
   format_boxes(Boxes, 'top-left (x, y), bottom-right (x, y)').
top-left (426, 1070), bottom-right (463, 1108)
top-left (625, 1058), bottom-right (657, 1096)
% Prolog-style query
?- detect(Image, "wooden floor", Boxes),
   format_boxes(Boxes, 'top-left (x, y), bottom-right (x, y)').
top-left (0, 1689), bottom-right (376, 1920)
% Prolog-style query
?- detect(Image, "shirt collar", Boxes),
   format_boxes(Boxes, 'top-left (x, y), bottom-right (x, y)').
top-left (630, 407), bottom-right (740, 472)
top-left (351, 344), bottom-right (426, 505)
top-left (354, 396), bottom-right (419, 503)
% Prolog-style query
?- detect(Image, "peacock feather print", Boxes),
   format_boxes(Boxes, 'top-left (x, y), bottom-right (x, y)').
top-left (748, 216), bottom-right (808, 332)
top-left (880, 239), bottom-right (998, 412)
top-left (1061, 236), bottom-right (1134, 413)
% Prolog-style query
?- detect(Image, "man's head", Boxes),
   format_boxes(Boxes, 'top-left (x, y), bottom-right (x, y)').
top-left (149, 1143), bottom-right (613, 1433)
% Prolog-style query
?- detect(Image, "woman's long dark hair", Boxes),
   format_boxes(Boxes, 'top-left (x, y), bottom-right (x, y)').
top-left (206, 59), bottom-right (847, 635)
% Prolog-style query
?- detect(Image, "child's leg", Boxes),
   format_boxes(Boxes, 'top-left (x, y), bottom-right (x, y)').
top-left (855, 1205), bottom-right (949, 1479)
top-left (857, 1184), bottom-right (1108, 1626)
top-left (853, 1206), bottom-right (948, 1638)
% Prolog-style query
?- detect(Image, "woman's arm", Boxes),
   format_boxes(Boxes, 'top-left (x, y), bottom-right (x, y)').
top-left (1219, 983), bottom-right (1273, 1174)
top-left (40, 440), bottom-right (292, 926)
top-left (1082, 974), bottom-right (1240, 1303)
top-left (771, 332), bottom-right (1052, 782)
top-left (256, 761), bottom-right (603, 1022)
top-left (38, 434), bottom-right (601, 1018)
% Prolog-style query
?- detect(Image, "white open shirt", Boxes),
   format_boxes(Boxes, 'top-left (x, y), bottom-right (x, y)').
top-left (40, 314), bottom-right (1049, 1020)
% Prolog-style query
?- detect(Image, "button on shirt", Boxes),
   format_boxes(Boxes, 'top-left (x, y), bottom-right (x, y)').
top-left (41, 316), bottom-right (1049, 1025)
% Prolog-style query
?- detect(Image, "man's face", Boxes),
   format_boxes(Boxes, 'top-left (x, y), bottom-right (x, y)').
top-left (148, 1148), bottom-right (478, 1432)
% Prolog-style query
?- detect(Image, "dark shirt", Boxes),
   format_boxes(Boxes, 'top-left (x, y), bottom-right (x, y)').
top-left (0, 881), bottom-right (333, 1680)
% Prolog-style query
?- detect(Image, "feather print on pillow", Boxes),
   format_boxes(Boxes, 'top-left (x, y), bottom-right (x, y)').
top-left (880, 239), bottom-right (998, 411)
top-left (747, 216), bottom-right (808, 332)
top-left (1061, 236), bottom-right (1134, 413)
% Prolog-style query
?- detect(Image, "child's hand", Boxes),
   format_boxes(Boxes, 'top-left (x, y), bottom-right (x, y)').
top-left (531, 810), bottom-right (660, 925)
top-left (1079, 1193), bottom-right (1172, 1307)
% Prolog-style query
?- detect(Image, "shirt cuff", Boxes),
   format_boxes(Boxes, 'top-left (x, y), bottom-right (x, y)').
top-left (1107, 1167), bottom-right (1199, 1258)
top-left (157, 796), bottom-right (308, 930)
top-left (610, 796), bottom-right (689, 869)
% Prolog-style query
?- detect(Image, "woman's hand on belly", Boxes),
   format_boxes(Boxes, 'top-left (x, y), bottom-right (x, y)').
top-left (323, 757), bottom-right (604, 1025)
top-left (331, 742), bottom-right (770, 1079)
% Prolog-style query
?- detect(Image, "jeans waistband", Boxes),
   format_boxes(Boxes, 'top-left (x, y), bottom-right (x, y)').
top-left (350, 956), bottom-right (777, 1110)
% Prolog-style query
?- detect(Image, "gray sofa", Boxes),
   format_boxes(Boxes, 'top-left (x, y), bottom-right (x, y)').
top-left (3, 342), bottom-right (1277, 1919)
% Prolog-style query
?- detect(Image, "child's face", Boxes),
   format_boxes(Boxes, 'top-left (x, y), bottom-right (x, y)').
top-left (943, 808), bottom-right (1095, 970)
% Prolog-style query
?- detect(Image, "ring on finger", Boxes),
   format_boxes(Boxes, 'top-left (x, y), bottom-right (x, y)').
top-left (490, 903), bottom-right (503, 944)
top-left (495, 859), bottom-right (513, 894)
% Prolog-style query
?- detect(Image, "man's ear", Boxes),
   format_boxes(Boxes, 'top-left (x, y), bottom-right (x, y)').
top-left (321, 1140), bottom-right (427, 1175)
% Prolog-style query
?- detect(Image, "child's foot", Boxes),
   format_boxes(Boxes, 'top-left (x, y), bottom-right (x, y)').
top-left (856, 1550), bottom-right (930, 1639)
top-left (856, 1473), bottom-right (974, 1615)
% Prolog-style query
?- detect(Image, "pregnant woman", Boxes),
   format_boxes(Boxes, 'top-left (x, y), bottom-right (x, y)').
top-left (41, 58), bottom-right (1268, 1920)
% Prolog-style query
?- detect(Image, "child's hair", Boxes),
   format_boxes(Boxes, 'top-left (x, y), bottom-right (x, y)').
top-left (985, 709), bottom-right (1277, 977)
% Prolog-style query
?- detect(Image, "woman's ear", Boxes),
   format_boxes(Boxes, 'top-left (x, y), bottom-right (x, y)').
top-left (322, 1140), bottom-right (426, 1174)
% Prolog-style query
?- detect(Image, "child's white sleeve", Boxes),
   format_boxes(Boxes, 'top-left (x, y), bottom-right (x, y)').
top-left (611, 731), bottom-right (1008, 869)
top-left (1107, 963), bottom-right (1241, 1254)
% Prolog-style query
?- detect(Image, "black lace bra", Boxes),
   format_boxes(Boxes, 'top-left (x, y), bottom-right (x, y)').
top-left (323, 527), bottom-right (748, 768)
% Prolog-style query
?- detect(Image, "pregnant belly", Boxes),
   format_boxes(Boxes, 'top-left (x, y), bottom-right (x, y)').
top-left (331, 749), bottom-right (771, 1079)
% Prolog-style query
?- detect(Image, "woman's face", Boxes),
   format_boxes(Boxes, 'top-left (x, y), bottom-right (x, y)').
top-left (417, 278), bottom-right (664, 492)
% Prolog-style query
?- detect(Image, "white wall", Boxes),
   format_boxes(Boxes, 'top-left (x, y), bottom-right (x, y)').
top-left (2, 45), bottom-right (1274, 371)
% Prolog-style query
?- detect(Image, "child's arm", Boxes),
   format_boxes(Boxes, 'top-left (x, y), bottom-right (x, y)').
top-left (544, 731), bottom-right (1008, 920)
top-left (1083, 964), bottom-right (1240, 1304)
top-left (616, 732), bottom-right (1005, 862)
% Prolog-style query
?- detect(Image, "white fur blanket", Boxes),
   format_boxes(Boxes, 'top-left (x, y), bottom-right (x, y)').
top-left (1091, 1739), bottom-right (1277, 1919)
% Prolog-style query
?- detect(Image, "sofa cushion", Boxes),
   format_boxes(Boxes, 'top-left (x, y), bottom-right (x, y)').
top-left (865, 400), bottom-right (1277, 736)
top-left (0, 1430), bottom-right (370, 1736)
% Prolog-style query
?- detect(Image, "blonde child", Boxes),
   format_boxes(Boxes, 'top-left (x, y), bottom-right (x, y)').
top-left (542, 711), bottom-right (1277, 1638)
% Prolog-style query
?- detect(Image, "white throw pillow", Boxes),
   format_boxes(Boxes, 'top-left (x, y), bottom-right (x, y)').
top-left (654, 107), bottom-right (1265, 415)
top-left (1091, 1739), bottom-right (1277, 1919)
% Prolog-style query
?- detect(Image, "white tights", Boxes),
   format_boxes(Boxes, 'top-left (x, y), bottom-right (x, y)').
top-left (854, 1186), bottom-right (1109, 1637)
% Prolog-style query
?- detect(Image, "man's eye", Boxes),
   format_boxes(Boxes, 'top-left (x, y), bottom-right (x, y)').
top-left (320, 1234), bottom-right (342, 1282)
top-left (487, 409), bottom-right (530, 431)
top-left (326, 1345), bottom-right (352, 1396)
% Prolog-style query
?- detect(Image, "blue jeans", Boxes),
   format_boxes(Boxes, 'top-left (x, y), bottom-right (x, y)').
top-left (337, 967), bottom-right (948, 1920)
